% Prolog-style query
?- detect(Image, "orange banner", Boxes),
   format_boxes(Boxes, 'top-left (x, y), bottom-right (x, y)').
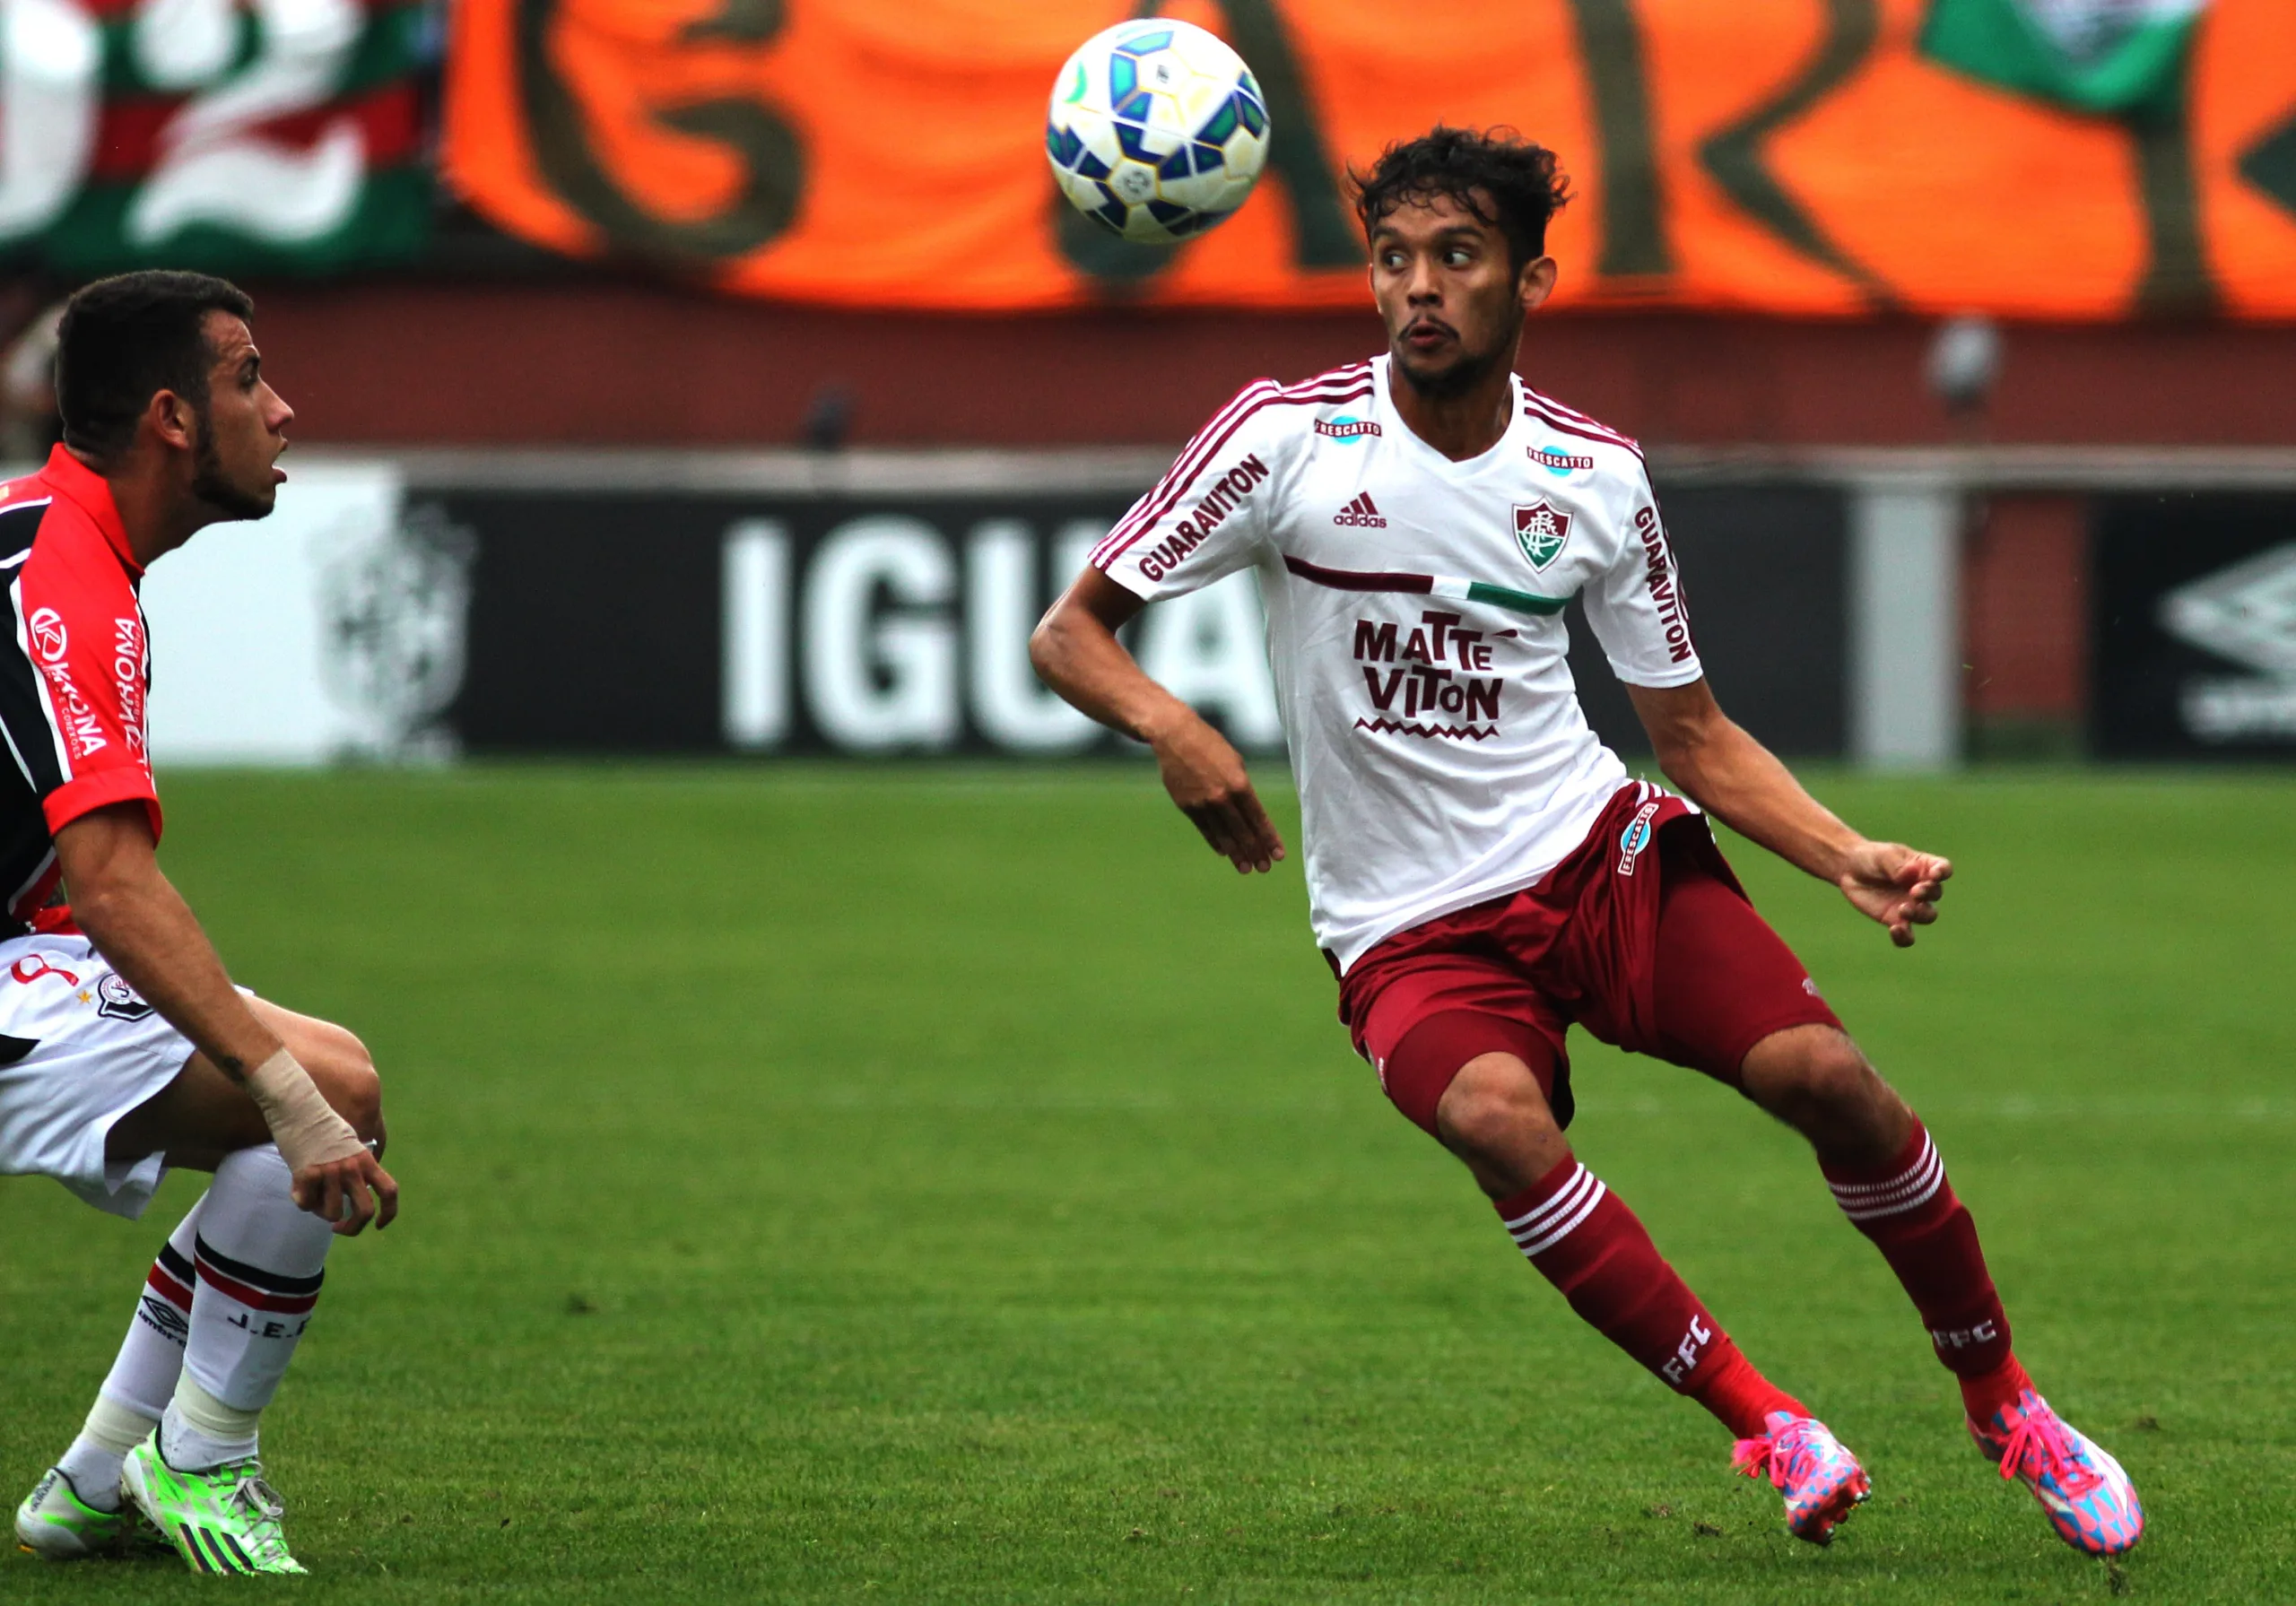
top-left (445, 0), bottom-right (2296, 318)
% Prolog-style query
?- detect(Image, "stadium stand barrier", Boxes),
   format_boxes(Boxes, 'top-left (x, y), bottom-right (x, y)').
top-left (70, 444), bottom-right (2295, 768)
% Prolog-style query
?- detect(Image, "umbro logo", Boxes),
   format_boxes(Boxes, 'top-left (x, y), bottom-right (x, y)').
top-left (1333, 492), bottom-right (1387, 528)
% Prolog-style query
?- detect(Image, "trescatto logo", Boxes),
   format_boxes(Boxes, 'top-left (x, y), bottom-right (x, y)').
top-left (1315, 415), bottom-right (1381, 442)
top-left (1528, 447), bottom-right (1595, 476)
top-left (28, 607), bottom-right (65, 664)
top-left (1616, 799), bottom-right (1664, 876)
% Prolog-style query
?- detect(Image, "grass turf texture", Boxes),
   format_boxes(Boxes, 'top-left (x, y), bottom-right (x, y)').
top-left (1, 765), bottom-right (2289, 1602)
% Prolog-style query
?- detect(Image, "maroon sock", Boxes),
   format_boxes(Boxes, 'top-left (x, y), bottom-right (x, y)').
top-left (1496, 1159), bottom-right (1803, 1438)
top-left (1824, 1121), bottom-right (2027, 1419)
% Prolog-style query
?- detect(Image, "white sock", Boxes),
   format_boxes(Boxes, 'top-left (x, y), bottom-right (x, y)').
top-left (161, 1378), bottom-right (263, 1471)
top-left (54, 1398), bottom-right (150, 1511)
top-left (164, 1145), bottom-right (333, 1470)
top-left (54, 1194), bottom-right (206, 1507)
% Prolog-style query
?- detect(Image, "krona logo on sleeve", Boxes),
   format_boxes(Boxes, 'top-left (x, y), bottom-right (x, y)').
top-left (28, 607), bottom-right (65, 664)
top-left (1137, 455), bottom-right (1270, 582)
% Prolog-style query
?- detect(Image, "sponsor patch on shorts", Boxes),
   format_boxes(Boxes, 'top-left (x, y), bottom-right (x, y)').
top-left (95, 973), bottom-right (155, 1022)
top-left (1617, 801), bottom-right (1664, 875)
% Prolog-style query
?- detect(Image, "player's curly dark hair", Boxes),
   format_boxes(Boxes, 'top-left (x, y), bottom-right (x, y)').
top-left (1352, 127), bottom-right (1572, 273)
top-left (56, 270), bottom-right (254, 461)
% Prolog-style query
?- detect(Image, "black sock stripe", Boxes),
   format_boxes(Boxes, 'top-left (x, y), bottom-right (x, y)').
top-left (155, 1241), bottom-right (194, 1281)
top-left (192, 1234), bottom-right (326, 1296)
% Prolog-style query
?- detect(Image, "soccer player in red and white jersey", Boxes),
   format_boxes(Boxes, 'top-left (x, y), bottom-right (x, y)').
top-left (4, 273), bottom-right (396, 1576)
top-left (1032, 129), bottom-right (2142, 1555)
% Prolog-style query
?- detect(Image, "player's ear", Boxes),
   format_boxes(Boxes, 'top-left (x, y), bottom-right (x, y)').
top-left (143, 388), bottom-right (197, 454)
top-left (1518, 255), bottom-right (1559, 314)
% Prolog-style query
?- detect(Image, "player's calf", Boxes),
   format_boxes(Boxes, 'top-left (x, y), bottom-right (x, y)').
top-left (120, 1142), bottom-right (335, 1574)
top-left (1438, 1053), bottom-right (1822, 1446)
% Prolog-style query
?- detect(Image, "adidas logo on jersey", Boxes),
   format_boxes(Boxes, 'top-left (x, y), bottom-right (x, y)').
top-left (1333, 493), bottom-right (1387, 528)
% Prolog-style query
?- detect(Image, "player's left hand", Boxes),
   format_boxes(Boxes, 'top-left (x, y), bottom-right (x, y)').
top-left (1836, 841), bottom-right (1952, 947)
top-left (291, 1147), bottom-right (398, 1237)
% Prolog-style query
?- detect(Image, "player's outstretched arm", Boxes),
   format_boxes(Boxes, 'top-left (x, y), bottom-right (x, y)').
top-left (1031, 568), bottom-right (1286, 874)
top-left (54, 803), bottom-right (398, 1229)
top-left (1625, 679), bottom-right (1951, 947)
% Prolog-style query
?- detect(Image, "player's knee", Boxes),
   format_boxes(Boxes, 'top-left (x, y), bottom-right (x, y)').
top-left (1798, 1032), bottom-right (1878, 1112)
top-left (302, 1026), bottom-right (384, 1148)
top-left (1743, 1026), bottom-right (1907, 1156)
top-left (1435, 1055), bottom-right (1561, 1166)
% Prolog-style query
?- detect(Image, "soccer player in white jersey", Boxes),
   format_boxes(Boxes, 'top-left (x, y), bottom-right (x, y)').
top-left (1031, 128), bottom-right (2142, 1555)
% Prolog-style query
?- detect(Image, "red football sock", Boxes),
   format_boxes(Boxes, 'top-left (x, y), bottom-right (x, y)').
top-left (1687, 1341), bottom-right (1807, 1441)
top-left (1824, 1120), bottom-right (2026, 1419)
top-left (1495, 1159), bottom-right (1804, 1439)
top-left (1957, 1351), bottom-right (2034, 1427)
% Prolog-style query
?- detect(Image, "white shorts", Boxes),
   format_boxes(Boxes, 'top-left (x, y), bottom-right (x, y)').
top-left (0, 933), bottom-right (194, 1220)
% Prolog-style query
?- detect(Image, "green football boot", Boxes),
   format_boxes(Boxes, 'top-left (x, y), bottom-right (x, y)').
top-left (121, 1438), bottom-right (307, 1575)
top-left (14, 1466), bottom-right (129, 1559)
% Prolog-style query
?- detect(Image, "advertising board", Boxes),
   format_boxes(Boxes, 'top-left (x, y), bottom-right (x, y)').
top-left (131, 458), bottom-right (1848, 766)
top-left (2093, 494), bottom-right (2296, 757)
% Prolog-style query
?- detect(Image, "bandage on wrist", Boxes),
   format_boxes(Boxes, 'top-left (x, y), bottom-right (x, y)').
top-left (244, 1047), bottom-right (364, 1176)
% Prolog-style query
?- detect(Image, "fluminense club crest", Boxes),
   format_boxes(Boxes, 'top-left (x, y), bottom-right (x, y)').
top-left (1514, 501), bottom-right (1571, 571)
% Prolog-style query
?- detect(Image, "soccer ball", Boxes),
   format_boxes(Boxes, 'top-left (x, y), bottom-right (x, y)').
top-left (1045, 20), bottom-right (1270, 246)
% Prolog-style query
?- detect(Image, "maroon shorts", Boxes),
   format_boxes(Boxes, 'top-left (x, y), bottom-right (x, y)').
top-left (1335, 783), bottom-right (1841, 1136)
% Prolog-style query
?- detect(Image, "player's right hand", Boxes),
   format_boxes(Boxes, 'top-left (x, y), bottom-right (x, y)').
top-left (291, 1149), bottom-right (398, 1236)
top-left (1151, 713), bottom-right (1287, 874)
top-left (1836, 840), bottom-right (1952, 947)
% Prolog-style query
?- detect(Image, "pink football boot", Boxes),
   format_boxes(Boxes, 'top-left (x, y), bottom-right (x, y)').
top-left (1732, 1411), bottom-right (1873, 1545)
top-left (1970, 1388), bottom-right (2144, 1556)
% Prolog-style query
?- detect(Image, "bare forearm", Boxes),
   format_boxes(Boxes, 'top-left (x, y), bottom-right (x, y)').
top-left (1032, 579), bottom-right (1286, 873)
top-left (1031, 602), bottom-right (1192, 742)
top-left (1657, 717), bottom-right (1860, 883)
top-left (71, 871), bottom-right (281, 1081)
top-left (1630, 681), bottom-right (1948, 943)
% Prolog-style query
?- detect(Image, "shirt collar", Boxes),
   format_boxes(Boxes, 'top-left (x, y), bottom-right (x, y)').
top-left (39, 444), bottom-right (143, 577)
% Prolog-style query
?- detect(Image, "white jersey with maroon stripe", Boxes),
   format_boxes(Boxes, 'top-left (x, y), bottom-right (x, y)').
top-left (1094, 354), bottom-right (1702, 972)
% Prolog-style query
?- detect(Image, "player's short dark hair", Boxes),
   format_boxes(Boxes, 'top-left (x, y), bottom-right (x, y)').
top-left (55, 271), bottom-right (255, 460)
top-left (1352, 127), bottom-right (1572, 273)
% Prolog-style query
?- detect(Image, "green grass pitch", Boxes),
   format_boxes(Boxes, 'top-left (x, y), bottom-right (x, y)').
top-left (1, 764), bottom-right (2290, 1602)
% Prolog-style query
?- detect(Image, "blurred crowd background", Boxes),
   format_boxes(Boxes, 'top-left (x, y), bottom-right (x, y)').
top-left (4, 0), bottom-right (2292, 772)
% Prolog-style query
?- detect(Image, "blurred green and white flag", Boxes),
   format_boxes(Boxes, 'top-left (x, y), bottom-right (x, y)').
top-left (1921, 0), bottom-right (2209, 115)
